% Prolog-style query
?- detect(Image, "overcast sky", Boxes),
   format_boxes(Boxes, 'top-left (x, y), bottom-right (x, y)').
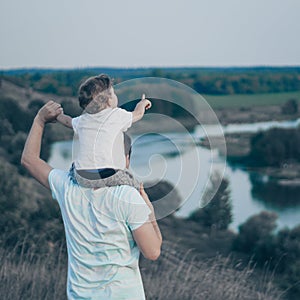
top-left (1, 0), bottom-right (300, 69)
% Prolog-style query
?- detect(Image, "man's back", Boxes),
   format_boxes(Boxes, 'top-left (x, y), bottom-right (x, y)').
top-left (49, 169), bottom-right (151, 300)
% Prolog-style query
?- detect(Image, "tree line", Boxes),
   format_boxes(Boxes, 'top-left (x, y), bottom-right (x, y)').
top-left (2, 66), bottom-right (300, 97)
top-left (247, 126), bottom-right (300, 168)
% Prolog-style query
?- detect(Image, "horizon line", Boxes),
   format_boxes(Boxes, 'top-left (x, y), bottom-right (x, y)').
top-left (1, 64), bottom-right (300, 72)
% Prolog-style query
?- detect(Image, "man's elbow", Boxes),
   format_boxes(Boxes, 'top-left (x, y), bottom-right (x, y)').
top-left (144, 248), bottom-right (161, 261)
top-left (21, 154), bottom-right (33, 170)
top-left (21, 155), bottom-right (28, 168)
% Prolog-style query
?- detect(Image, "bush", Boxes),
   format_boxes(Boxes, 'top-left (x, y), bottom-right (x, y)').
top-left (275, 225), bottom-right (300, 269)
top-left (0, 98), bottom-right (32, 133)
top-left (233, 213), bottom-right (300, 298)
top-left (281, 99), bottom-right (298, 115)
top-left (189, 175), bottom-right (232, 231)
top-left (233, 211), bottom-right (277, 256)
top-left (248, 127), bottom-right (300, 167)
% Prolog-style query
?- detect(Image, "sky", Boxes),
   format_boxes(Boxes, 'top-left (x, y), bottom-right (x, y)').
top-left (0, 0), bottom-right (300, 69)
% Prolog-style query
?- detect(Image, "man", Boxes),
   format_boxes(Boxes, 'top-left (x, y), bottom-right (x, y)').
top-left (21, 101), bottom-right (162, 300)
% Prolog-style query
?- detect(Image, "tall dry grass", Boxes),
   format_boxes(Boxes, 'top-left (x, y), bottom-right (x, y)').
top-left (141, 241), bottom-right (284, 300)
top-left (0, 240), bottom-right (67, 300)
top-left (0, 240), bottom-right (284, 300)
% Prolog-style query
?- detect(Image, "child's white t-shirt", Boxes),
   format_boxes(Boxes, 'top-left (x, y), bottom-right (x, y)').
top-left (72, 107), bottom-right (132, 170)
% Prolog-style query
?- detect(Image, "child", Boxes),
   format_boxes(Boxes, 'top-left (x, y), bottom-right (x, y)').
top-left (57, 74), bottom-right (151, 189)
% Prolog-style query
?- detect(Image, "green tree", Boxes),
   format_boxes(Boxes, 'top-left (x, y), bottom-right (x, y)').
top-left (0, 159), bottom-right (27, 235)
top-left (7, 131), bottom-right (27, 171)
top-left (233, 212), bottom-right (300, 298)
top-left (233, 211), bottom-right (277, 255)
top-left (274, 225), bottom-right (300, 272)
top-left (151, 69), bottom-right (164, 77)
top-left (188, 175), bottom-right (232, 230)
top-left (0, 98), bottom-right (32, 133)
top-left (248, 128), bottom-right (300, 167)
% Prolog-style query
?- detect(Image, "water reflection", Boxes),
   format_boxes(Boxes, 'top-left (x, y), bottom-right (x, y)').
top-left (250, 173), bottom-right (300, 210)
top-left (49, 121), bottom-right (300, 230)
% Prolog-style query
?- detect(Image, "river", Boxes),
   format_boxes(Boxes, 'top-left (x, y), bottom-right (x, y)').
top-left (48, 118), bottom-right (300, 231)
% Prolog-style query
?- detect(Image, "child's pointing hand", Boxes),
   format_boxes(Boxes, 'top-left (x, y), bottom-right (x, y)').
top-left (141, 94), bottom-right (152, 110)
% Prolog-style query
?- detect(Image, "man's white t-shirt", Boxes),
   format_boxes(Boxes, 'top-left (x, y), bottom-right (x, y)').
top-left (48, 169), bottom-right (151, 300)
top-left (72, 107), bottom-right (132, 170)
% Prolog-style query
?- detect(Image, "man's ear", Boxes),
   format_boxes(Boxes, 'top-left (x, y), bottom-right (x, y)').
top-left (125, 154), bottom-right (130, 169)
top-left (107, 97), bottom-right (113, 107)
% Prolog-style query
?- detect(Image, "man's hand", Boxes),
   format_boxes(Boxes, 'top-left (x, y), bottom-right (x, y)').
top-left (36, 101), bottom-right (63, 126)
top-left (21, 100), bottom-right (62, 189)
top-left (132, 182), bottom-right (162, 260)
top-left (140, 183), bottom-right (154, 212)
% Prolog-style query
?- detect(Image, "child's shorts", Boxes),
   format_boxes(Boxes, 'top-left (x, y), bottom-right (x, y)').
top-left (69, 163), bottom-right (140, 190)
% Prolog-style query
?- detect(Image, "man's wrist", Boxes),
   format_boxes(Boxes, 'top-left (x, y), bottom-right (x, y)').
top-left (149, 211), bottom-right (156, 222)
top-left (34, 115), bottom-right (46, 127)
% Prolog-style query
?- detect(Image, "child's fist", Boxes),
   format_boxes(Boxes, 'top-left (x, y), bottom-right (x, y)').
top-left (141, 94), bottom-right (152, 110)
top-left (144, 99), bottom-right (152, 110)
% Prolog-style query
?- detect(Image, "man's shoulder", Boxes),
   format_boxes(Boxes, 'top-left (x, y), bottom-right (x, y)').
top-left (48, 169), bottom-right (70, 202)
top-left (50, 168), bottom-right (69, 177)
top-left (115, 185), bottom-right (144, 204)
top-left (118, 184), bottom-right (139, 193)
top-left (48, 169), bottom-right (69, 186)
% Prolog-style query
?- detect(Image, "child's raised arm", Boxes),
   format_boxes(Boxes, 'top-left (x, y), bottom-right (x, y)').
top-left (57, 113), bottom-right (73, 129)
top-left (132, 94), bottom-right (152, 123)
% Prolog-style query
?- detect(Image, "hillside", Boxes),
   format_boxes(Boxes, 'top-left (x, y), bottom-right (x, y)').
top-left (0, 78), bottom-right (76, 109)
top-left (0, 237), bottom-right (282, 300)
top-left (1, 69), bottom-right (299, 299)
top-left (2, 75), bottom-right (300, 130)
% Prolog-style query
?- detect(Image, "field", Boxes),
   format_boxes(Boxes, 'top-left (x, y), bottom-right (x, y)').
top-left (0, 240), bottom-right (283, 300)
top-left (205, 91), bottom-right (300, 109)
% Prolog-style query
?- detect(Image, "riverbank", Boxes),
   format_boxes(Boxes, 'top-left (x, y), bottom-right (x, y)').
top-left (200, 129), bottom-right (300, 187)
top-left (215, 105), bottom-right (300, 125)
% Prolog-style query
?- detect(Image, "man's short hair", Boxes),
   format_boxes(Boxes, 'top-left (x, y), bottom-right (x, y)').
top-left (78, 74), bottom-right (113, 111)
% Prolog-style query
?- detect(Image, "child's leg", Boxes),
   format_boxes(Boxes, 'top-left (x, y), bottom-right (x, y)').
top-left (102, 169), bottom-right (140, 190)
top-left (73, 168), bottom-right (108, 188)
top-left (72, 167), bottom-right (140, 190)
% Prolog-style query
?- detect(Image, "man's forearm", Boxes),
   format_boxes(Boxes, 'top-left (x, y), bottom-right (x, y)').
top-left (148, 209), bottom-right (162, 245)
top-left (21, 101), bottom-right (62, 189)
top-left (21, 116), bottom-right (45, 166)
top-left (139, 184), bottom-right (163, 245)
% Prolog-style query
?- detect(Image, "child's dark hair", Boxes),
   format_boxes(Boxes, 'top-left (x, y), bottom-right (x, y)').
top-left (78, 74), bottom-right (113, 111)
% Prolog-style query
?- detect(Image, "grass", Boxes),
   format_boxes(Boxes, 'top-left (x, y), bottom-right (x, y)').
top-left (204, 91), bottom-right (300, 109)
top-left (141, 241), bottom-right (283, 300)
top-left (0, 242), bottom-right (67, 300)
top-left (0, 239), bottom-right (284, 300)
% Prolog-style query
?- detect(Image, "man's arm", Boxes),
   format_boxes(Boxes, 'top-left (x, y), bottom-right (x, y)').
top-left (132, 94), bottom-right (152, 123)
top-left (57, 113), bottom-right (73, 129)
top-left (132, 184), bottom-right (162, 261)
top-left (21, 101), bottom-right (63, 189)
